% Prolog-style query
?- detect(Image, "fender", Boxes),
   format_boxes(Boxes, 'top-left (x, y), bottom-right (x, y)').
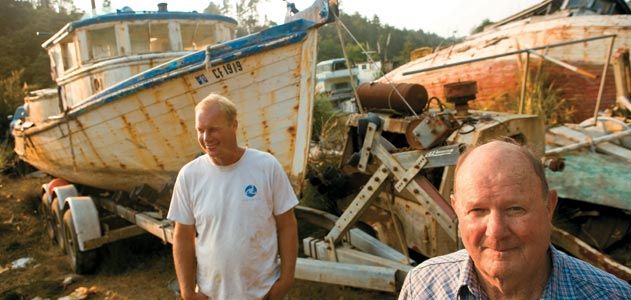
top-left (43, 178), bottom-right (71, 206)
top-left (52, 184), bottom-right (78, 210)
top-left (64, 196), bottom-right (102, 252)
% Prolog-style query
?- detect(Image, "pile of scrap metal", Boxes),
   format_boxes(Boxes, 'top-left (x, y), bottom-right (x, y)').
top-left (296, 57), bottom-right (631, 291)
top-left (545, 48), bottom-right (631, 280)
top-left (295, 80), bottom-right (550, 292)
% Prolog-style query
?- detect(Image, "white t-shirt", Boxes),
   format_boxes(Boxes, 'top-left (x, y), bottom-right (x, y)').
top-left (167, 148), bottom-right (298, 299)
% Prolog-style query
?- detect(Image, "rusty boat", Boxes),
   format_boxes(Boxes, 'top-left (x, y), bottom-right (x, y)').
top-left (381, 0), bottom-right (631, 121)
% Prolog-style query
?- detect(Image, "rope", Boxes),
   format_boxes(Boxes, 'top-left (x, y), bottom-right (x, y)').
top-left (333, 14), bottom-right (419, 117)
top-left (334, 17), bottom-right (363, 114)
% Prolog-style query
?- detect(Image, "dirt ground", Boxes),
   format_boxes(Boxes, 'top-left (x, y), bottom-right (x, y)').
top-left (0, 173), bottom-right (396, 300)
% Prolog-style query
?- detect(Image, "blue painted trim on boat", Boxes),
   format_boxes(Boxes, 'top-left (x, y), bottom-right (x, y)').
top-left (67, 19), bottom-right (316, 118)
top-left (71, 12), bottom-right (238, 30)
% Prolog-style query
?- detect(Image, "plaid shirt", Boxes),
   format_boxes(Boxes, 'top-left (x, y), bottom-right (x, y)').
top-left (398, 245), bottom-right (630, 299)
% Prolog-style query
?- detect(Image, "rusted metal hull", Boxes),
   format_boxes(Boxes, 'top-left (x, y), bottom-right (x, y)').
top-left (381, 15), bottom-right (631, 121)
top-left (13, 31), bottom-right (318, 192)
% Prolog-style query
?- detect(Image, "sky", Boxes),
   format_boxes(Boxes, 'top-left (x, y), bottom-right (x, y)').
top-left (72, 0), bottom-right (542, 38)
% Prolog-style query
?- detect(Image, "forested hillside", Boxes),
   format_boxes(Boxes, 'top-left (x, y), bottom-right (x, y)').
top-left (0, 0), bottom-right (78, 134)
top-left (317, 12), bottom-right (447, 67)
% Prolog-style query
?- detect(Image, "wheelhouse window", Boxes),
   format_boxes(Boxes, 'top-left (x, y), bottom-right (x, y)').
top-left (87, 26), bottom-right (117, 60)
top-left (129, 23), bottom-right (171, 54)
top-left (61, 41), bottom-right (77, 70)
top-left (181, 23), bottom-right (217, 50)
top-left (332, 61), bottom-right (348, 71)
top-left (317, 63), bottom-right (331, 73)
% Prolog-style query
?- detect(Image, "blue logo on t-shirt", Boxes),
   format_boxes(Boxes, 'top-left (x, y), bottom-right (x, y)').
top-left (245, 185), bottom-right (257, 198)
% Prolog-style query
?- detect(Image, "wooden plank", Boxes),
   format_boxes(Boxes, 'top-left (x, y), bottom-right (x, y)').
top-left (548, 126), bottom-right (631, 161)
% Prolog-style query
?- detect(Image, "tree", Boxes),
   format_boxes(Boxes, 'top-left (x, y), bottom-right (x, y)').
top-left (315, 11), bottom-right (447, 67)
top-left (0, 0), bottom-right (79, 135)
top-left (471, 18), bottom-right (494, 34)
top-left (204, 2), bottom-right (222, 14)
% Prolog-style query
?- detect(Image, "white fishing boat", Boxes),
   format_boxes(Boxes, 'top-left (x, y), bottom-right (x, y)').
top-left (12, 0), bottom-right (338, 193)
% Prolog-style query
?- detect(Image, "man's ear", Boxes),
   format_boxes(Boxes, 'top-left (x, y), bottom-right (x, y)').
top-left (450, 194), bottom-right (457, 210)
top-left (547, 189), bottom-right (558, 218)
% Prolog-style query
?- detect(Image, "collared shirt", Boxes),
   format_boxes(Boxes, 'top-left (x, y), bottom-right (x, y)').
top-left (398, 245), bottom-right (631, 299)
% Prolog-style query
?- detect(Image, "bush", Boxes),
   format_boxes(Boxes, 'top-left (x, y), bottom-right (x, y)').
top-left (523, 70), bottom-right (574, 126)
top-left (0, 69), bottom-right (27, 137)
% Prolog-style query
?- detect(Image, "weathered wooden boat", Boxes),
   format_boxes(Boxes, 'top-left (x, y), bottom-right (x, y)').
top-left (544, 48), bottom-right (631, 278)
top-left (12, 0), bottom-right (338, 193)
top-left (380, 0), bottom-right (631, 121)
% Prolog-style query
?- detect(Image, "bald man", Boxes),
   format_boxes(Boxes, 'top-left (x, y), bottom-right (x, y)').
top-left (399, 140), bottom-right (630, 299)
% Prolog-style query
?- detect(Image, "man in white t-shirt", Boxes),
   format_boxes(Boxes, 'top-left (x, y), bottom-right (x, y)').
top-left (167, 93), bottom-right (298, 300)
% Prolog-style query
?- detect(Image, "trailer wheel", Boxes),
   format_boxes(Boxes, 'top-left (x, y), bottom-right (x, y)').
top-left (51, 198), bottom-right (66, 253)
top-left (63, 210), bottom-right (98, 274)
top-left (40, 194), bottom-right (56, 242)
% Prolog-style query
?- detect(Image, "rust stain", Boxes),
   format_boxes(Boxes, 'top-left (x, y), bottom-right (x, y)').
top-left (152, 154), bottom-right (165, 170)
top-left (120, 114), bottom-right (162, 169)
top-left (163, 100), bottom-right (189, 134)
top-left (74, 118), bottom-right (108, 169)
top-left (139, 105), bottom-right (177, 152)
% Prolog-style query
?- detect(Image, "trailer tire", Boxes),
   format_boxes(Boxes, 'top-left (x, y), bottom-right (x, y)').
top-left (51, 198), bottom-right (66, 253)
top-left (40, 194), bottom-right (56, 242)
top-left (63, 210), bottom-right (98, 274)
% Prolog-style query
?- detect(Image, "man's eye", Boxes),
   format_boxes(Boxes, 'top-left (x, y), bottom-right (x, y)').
top-left (468, 208), bottom-right (486, 215)
top-left (507, 207), bottom-right (526, 215)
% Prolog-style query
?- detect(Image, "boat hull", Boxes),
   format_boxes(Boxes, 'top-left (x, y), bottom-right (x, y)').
top-left (382, 15), bottom-right (631, 121)
top-left (14, 31), bottom-right (318, 192)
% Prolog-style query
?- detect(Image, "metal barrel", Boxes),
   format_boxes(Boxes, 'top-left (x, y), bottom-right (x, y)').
top-left (357, 82), bottom-right (428, 115)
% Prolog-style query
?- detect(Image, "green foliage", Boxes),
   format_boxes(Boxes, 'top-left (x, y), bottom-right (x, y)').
top-left (203, 2), bottom-right (223, 14)
top-left (0, 1), bottom-right (79, 89)
top-left (0, 139), bottom-right (16, 171)
top-left (213, 0), bottom-right (276, 36)
top-left (311, 94), bottom-right (338, 142)
top-left (0, 69), bottom-right (27, 135)
top-left (317, 12), bottom-right (448, 68)
top-left (471, 18), bottom-right (494, 34)
top-left (523, 71), bottom-right (574, 125)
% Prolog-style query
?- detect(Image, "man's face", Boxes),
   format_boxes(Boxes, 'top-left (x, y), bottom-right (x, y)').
top-left (451, 142), bottom-right (556, 280)
top-left (195, 104), bottom-right (238, 165)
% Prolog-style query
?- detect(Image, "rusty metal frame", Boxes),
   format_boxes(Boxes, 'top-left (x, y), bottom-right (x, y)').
top-left (552, 226), bottom-right (631, 281)
top-left (325, 163), bottom-right (391, 244)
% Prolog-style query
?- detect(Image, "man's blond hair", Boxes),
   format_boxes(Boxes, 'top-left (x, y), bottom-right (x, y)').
top-left (195, 93), bottom-right (238, 123)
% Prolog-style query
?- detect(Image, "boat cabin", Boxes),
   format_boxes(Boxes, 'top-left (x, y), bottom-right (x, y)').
top-left (42, 5), bottom-right (237, 108)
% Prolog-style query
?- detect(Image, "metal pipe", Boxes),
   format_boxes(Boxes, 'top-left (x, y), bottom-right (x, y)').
top-left (593, 36), bottom-right (617, 124)
top-left (545, 129), bottom-right (631, 154)
top-left (295, 258), bottom-right (398, 292)
top-left (527, 50), bottom-right (597, 79)
top-left (402, 34), bottom-right (616, 76)
top-left (519, 52), bottom-right (530, 114)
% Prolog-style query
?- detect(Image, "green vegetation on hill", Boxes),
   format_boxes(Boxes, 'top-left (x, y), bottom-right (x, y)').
top-left (0, 1), bottom-right (79, 136)
top-left (316, 13), bottom-right (448, 68)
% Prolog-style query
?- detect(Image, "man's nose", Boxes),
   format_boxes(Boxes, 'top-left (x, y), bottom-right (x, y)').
top-left (202, 131), bottom-right (211, 142)
top-left (485, 211), bottom-right (508, 239)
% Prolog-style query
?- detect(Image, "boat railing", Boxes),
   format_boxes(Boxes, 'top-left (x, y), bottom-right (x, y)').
top-left (401, 34), bottom-right (618, 124)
